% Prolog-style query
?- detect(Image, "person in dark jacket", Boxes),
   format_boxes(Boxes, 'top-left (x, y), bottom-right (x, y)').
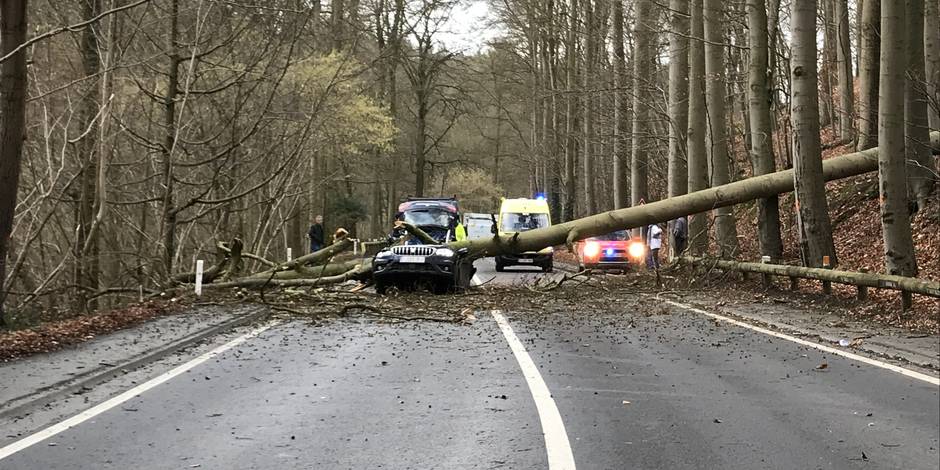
top-left (672, 216), bottom-right (688, 258)
top-left (308, 215), bottom-right (325, 253)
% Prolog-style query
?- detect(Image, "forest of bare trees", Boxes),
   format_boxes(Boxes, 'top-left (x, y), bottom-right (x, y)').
top-left (0, 0), bottom-right (937, 326)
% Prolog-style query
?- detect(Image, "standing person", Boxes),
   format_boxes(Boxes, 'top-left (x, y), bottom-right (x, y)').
top-left (647, 223), bottom-right (663, 270)
top-left (672, 216), bottom-right (688, 258)
top-left (307, 215), bottom-right (325, 253)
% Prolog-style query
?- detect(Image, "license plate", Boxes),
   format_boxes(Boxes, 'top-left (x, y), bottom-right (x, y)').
top-left (518, 258), bottom-right (533, 263)
top-left (400, 255), bottom-right (426, 264)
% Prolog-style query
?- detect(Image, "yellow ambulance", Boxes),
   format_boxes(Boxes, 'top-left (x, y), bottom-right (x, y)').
top-left (495, 197), bottom-right (553, 272)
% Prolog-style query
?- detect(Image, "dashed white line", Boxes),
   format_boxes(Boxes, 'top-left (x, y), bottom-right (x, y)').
top-left (491, 310), bottom-right (577, 470)
top-left (0, 322), bottom-right (278, 461)
top-left (664, 300), bottom-right (940, 386)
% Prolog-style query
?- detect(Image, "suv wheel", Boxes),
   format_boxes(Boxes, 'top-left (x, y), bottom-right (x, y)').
top-left (375, 282), bottom-right (388, 295)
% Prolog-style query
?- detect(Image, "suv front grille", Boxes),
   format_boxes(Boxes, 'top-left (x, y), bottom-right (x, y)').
top-left (392, 245), bottom-right (435, 256)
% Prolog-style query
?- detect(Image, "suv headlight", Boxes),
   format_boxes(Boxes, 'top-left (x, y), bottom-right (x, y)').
top-left (435, 248), bottom-right (455, 257)
top-left (375, 250), bottom-right (393, 259)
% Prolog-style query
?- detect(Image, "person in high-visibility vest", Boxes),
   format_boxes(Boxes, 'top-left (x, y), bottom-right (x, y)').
top-left (455, 220), bottom-right (467, 241)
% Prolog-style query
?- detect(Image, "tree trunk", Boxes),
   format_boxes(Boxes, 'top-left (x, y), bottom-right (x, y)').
top-left (582, 0), bottom-right (597, 215)
top-left (667, 0), bottom-right (690, 259)
top-left (746, 0), bottom-right (784, 260)
top-left (820, 0), bottom-right (836, 129)
top-left (161, 0), bottom-right (182, 277)
top-left (879, 0), bottom-right (918, 278)
top-left (926, 0), bottom-right (940, 129)
top-left (906, 0), bottom-right (937, 210)
top-left (687, 0), bottom-right (709, 255)
top-left (563, 0), bottom-right (579, 221)
top-left (414, 93), bottom-right (427, 197)
top-left (0, 0), bottom-right (28, 325)
top-left (857, 0), bottom-right (881, 150)
top-left (631, 0), bottom-right (654, 217)
top-left (791, 0), bottom-right (838, 268)
top-left (835, 0), bottom-right (855, 141)
top-left (612, 0), bottom-right (628, 209)
top-left (74, 0), bottom-right (103, 311)
top-left (704, 0), bottom-right (738, 258)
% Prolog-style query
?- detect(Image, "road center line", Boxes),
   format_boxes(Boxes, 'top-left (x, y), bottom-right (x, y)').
top-left (491, 310), bottom-right (577, 470)
top-left (664, 300), bottom-right (940, 386)
top-left (0, 322), bottom-right (278, 461)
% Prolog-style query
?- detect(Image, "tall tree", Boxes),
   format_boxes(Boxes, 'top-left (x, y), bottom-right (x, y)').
top-left (630, 0), bottom-right (653, 212)
top-left (562, 0), bottom-right (579, 221)
top-left (857, 0), bottom-right (881, 150)
top-left (791, 0), bottom-right (838, 268)
top-left (835, 0), bottom-right (854, 141)
top-left (686, 0), bottom-right (709, 255)
top-left (905, 0), bottom-right (936, 210)
top-left (74, 0), bottom-right (104, 310)
top-left (746, 0), bottom-right (784, 260)
top-left (0, 0), bottom-right (29, 325)
top-left (582, 0), bottom-right (598, 215)
top-left (878, 0), bottom-right (918, 293)
top-left (612, 0), bottom-right (628, 209)
top-left (926, 0), bottom-right (940, 129)
top-left (703, 0), bottom-right (738, 258)
top-left (667, 0), bottom-right (690, 257)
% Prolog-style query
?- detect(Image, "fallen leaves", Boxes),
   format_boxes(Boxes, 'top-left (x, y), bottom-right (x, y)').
top-left (0, 301), bottom-right (175, 361)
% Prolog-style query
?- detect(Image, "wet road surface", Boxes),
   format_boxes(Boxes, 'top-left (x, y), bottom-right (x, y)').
top-left (2, 258), bottom-right (938, 469)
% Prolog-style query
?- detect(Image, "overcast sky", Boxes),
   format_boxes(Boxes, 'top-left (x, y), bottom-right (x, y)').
top-left (436, 0), bottom-right (502, 53)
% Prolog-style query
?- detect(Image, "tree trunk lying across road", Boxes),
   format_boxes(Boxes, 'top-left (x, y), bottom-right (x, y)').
top-left (448, 131), bottom-right (940, 259)
top-left (180, 132), bottom-right (939, 291)
top-left (684, 256), bottom-right (940, 298)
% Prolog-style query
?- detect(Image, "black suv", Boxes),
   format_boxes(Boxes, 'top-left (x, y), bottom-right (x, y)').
top-left (372, 198), bottom-right (475, 294)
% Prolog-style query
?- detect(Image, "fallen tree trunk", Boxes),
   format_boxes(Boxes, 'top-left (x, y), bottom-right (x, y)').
top-left (450, 131), bottom-right (940, 258)
top-left (202, 259), bottom-right (372, 290)
top-left (180, 132), bottom-right (939, 292)
top-left (684, 256), bottom-right (940, 298)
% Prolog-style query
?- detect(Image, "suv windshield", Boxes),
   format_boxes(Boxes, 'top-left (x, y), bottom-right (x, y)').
top-left (593, 230), bottom-right (628, 241)
top-left (404, 209), bottom-right (455, 228)
top-left (500, 213), bottom-right (549, 232)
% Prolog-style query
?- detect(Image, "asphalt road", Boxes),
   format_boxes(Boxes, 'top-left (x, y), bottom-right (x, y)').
top-left (2, 258), bottom-right (938, 469)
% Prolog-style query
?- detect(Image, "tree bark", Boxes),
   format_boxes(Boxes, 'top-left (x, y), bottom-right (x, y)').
top-left (667, 0), bottom-right (690, 259)
top-left (582, 0), bottom-right (597, 215)
top-left (161, 0), bottom-right (182, 276)
top-left (926, 0), bottom-right (940, 130)
top-left (704, 0), bottom-right (738, 258)
top-left (687, 0), bottom-right (709, 255)
top-left (74, 0), bottom-right (103, 310)
top-left (563, 0), bottom-right (579, 221)
top-left (857, 0), bottom-right (881, 150)
top-left (820, 0), bottom-right (836, 129)
top-left (906, 0), bottom-right (937, 210)
top-left (746, 0), bottom-right (784, 260)
top-left (0, 0), bottom-right (29, 325)
top-left (880, 0), bottom-right (918, 277)
top-left (612, 0), bottom-right (628, 209)
top-left (631, 0), bottom-right (654, 215)
top-left (835, 0), bottom-right (855, 141)
top-left (791, 0), bottom-right (838, 268)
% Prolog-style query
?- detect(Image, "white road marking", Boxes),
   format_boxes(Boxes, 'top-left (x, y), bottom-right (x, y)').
top-left (0, 322), bottom-right (278, 461)
top-left (664, 300), bottom-right (940, 386)
top-left (491, 310), bottom-right (577, 470)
